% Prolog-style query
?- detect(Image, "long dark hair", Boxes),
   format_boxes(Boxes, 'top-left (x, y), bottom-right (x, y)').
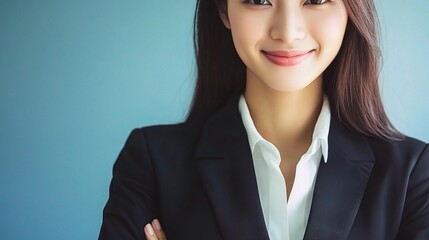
top-left (188, 0), bottom-right (403, 140)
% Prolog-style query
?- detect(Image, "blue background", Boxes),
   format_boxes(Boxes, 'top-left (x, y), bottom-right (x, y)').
top-left (0, 1), bottom-right (428, 239)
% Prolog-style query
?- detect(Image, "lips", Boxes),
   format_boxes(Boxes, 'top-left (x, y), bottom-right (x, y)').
top-left (262, 50), bottom-right (314, 66)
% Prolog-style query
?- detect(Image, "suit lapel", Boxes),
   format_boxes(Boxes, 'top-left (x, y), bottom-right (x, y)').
top-left (194, 95), bottom-right (270, 240)
top-left (194, 95), bottom-right (375, 240)
top-left (304, 118), bottom-right (375, 240)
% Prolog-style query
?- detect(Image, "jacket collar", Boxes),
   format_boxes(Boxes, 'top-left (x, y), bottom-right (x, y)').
top-left (194, 94), bottom-right (374, 240)
top-left (194, 94), bottom-right (269, 239)
top-left (303, 116), bottom-right (375, 240)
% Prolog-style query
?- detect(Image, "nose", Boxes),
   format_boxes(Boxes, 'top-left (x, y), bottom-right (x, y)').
top-left (270, 5), bottom-right (306, 45)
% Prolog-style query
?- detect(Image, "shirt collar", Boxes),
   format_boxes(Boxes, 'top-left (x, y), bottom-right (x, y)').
top-left (238, 94), bottom-right (331, 163)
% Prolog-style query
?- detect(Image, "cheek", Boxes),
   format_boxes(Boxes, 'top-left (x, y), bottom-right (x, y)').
top-left (308, 9), bottom-right (348, 50)
top-left (229, 12), bottom-right (267, 57)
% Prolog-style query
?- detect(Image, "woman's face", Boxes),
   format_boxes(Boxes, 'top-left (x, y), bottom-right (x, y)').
top-left (219, 0), bottom-right (348, 92)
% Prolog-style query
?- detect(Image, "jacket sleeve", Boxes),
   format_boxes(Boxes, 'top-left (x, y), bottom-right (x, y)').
top-left (99, 128), bottom-right (159, 240)
top-left (397, 144), bottom-right (429, 240)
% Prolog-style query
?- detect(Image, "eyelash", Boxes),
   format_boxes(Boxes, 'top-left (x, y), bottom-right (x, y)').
top-left (304, 0), bottom-right (328, 5)
top-left (242, 0), bottom-right (270, 5)
top-left (242, 0), bottom-right (329, 6)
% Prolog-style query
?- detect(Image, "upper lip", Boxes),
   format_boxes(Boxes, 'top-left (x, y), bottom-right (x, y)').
top-left (263, 50), bottom-right (313, 57)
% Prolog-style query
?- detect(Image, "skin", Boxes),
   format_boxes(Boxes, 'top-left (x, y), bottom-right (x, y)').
top-left (219, 0), bottom-right (348, 197)
top-left (144, 219), bottom-right (166, 240)
top-left (145, 0), bottom-right (348, 238)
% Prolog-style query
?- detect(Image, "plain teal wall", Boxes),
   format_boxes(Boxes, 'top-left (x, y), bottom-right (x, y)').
top-left (0, 1), bottom-right (428, 239)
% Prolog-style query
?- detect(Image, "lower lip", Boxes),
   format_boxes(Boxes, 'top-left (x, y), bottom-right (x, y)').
top-left (263, 50), bottom-right (314, 67)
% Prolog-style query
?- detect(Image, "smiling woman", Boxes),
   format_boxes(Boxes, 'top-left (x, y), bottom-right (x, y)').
top-left (99, 0), bottom-right (429, 239)
top-left (222, 0), bottom-right (348, 93)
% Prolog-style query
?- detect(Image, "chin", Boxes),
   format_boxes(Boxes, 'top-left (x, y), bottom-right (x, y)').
top-left (266, 80), bottom-right (316, 93)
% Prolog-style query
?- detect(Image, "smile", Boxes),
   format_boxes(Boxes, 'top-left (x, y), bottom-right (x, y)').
top-left (262, 50), bottom-right (314, 67)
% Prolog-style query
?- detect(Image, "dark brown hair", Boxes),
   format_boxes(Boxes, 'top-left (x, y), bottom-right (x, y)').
top-left (188, 0), bottom-right (403, 140)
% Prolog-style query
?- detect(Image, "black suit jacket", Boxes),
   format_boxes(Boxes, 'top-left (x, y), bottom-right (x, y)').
top-left (99, 96), bottom-right (429, 240)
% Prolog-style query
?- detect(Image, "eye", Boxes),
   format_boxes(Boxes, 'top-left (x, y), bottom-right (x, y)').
top-left (303, 0), bottom-right (328, 5)
top-left (243, 0), bottom-right (271, 6)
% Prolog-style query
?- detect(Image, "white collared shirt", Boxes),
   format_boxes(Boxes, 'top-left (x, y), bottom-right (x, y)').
top-left (238, 95), bottom-right (331, 240)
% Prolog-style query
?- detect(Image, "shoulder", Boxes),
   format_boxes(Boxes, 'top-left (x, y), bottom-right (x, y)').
top-left (366, 135), bottom-right (428, 173)
top-left (368, 136), bottom-right (429, 237)
top-left (142, 119), bottom-right (204, 141)
top-left (368, 135), bottom-right (427, 160)
top-left (126, 119), bottom-right (205, 158)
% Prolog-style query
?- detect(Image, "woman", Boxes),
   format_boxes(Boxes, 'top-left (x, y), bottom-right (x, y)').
top-left (99, 0), bottom-right (429, 239)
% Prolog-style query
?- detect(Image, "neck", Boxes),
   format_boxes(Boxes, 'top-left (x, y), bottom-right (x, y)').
top-left (244, 74), bottom-right (324, 154)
